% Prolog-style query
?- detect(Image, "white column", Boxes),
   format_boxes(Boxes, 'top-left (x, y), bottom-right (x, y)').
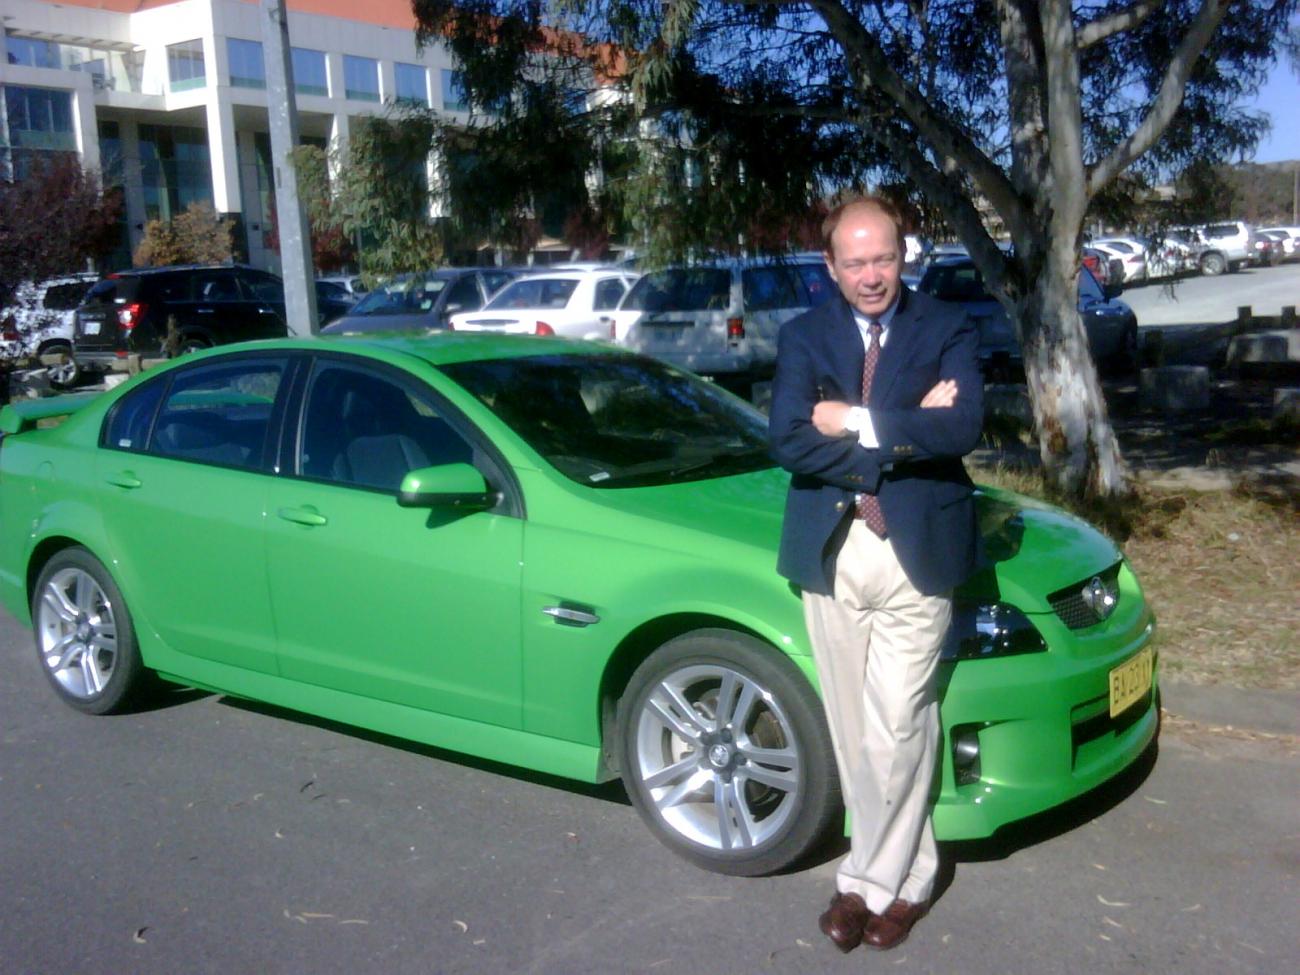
top-left (71, 78), bottom-right (102, 174)
top-left (117, 118), bottom-right (148, 254)
top-left (329, 111), bottom-right (350, 181)
top-left (205, 95), bottom-right (241, 214)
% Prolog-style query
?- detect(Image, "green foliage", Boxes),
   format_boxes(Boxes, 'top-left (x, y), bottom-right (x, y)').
top-left (0, 155), bottom-right (121, 290)
top-left (133, 202), bottom-right (234, 267)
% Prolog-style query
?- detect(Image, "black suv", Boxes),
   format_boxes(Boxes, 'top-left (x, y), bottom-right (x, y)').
top-left (73, 265), bottom-right (288, 377)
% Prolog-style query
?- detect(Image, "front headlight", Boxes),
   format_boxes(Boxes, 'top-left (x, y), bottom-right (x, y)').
top-left (941, 602), bottom-right (1047, 661)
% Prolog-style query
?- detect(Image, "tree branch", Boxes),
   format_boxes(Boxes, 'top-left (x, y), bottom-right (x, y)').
top-left (739, 0), bottom-right (1032, 244)
top-left (1076, 0), bottom-right (1163, 49)
top-left (1087, 0), bottom-right (1232, 195)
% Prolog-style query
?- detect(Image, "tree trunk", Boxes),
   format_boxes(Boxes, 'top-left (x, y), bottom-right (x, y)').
top-left (1016, 257), bottom-right (1130, 498)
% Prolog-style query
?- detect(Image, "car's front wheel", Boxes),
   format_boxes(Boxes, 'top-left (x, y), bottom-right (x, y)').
top-left (617, 629), bottom-right (840, 876)
top-left (31, 548), bottom-right (148, 715)
top-left (1200, 251), bottom-right (1227, 276)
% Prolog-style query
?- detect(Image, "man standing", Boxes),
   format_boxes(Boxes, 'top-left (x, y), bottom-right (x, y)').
top-left (768, 197), bottom-right (984, 952)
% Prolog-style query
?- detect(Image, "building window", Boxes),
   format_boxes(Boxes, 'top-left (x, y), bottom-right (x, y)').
top-left (343, 55), bottom-right (379, 102)
top-left (3, 86), bottom-right (76, 149)
top-left (167, 39), bottom-right (206, 92)
top-left (394, 62), bottom-right (428, 106)
top-left (6, 36), bottom-right (61, 69)
top-left (137, 124), bottom-right (213, 222)
top-left (292, 47), bottom-right (328, 97)
top-left (227, 38), bottom-right (265, 90)
top-left (440, 69), bottom-right (468, 112)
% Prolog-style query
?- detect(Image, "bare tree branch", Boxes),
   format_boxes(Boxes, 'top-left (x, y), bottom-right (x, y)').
top-left (1076, 0), bottom-right (1163, 49)
top-left (1088, 0), bottom-right (1233, 195)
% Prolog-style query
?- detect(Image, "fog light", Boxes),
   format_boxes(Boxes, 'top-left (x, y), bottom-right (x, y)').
top-left (952, 728), bottom-right (981, 786)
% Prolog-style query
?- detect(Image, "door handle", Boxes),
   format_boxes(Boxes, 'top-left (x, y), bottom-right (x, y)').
top-left (105, 471), bottom-right (142, 489)
top-left (197, 308), bottom-right (216, 314)
top-left (277, 506), bottom-right (328, 527)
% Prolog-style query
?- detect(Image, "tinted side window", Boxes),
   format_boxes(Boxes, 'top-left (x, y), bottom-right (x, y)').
top-left (44, 282), bottom-right (93, 310)
top-left (146, 274), bottom-right (193, 302)
top-left (482, 271), bottom-right (514, 295)
top-left (593, 278), bottom-right (628, 311)
top-left (102, 378), bottom-right (166, 452)
top-left (1078, 268), bottom-right (1104, 301)
top-left (298, 362), bottom-right (473, 492)
top-left (444, 275), bottom-right (483, 312)
top-left (149, 358), bottom-right (286, 470)
top-left (796, 264), bottom-right (834, 306)
top-left (624, 269), bottom-right (731, 312)
top-left (742, 267), bottom-right (801, 311)
top-left (192, 270), bottom-right (242, 302)
top-left (241, 270), bottom-right (284, 302)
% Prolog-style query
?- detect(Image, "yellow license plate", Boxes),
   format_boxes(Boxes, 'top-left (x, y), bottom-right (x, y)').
top-left (1109, 646), bottom-right (1153, 718)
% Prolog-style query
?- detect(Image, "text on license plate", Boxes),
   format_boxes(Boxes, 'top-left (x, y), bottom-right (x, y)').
top-left (83, 321), bottom-right (101, 335)
top-left (648, 326), bottom-right (685, 342)
top-left (1108, 645), bottom-right (1153, 718)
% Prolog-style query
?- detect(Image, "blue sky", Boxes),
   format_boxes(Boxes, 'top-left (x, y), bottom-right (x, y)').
top-left (1246, 59), bottom-right (1299, 163)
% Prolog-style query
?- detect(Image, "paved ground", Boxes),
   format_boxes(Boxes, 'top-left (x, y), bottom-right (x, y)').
top-left (1121, 261), bottom-right (1299, 327)
top-left (1, 605), bottom-right (1296, 975)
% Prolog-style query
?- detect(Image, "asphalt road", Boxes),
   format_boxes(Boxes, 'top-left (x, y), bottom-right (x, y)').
top-left (1, 608), bottom-right (1297, 975)
top-left (1120, 261), bottom-right (1300, 327)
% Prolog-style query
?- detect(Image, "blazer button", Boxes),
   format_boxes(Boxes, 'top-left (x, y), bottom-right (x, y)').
top-left (835, 501), bottom-right (846, 511)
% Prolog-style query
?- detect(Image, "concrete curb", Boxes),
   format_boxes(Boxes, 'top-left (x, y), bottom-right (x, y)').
top-left (1159, 678), bottom-right (1299, 737)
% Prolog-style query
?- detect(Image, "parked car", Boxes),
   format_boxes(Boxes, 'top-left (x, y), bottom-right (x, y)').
top-left (448, 269), bottom-right (638, 339)
top-left (1081, 247), bottom-right (1123, 288)
top-left (1194, 221), bottom-right (1256, 274)
top-left (72, 265), bottom-right (289, 379)
top-left (1257, 228), bottom-right (1297, 261)
top-left (1249, 234), bottom-right (1281, 266)
top-left (0, 335), bottom-right (1157, 876)
top-left (0, 272), bottom-right (99, 388)
top-left (314, 279), bottom-right (357, 328)
top-left (316, 273), bottom-right (369, 297)
top-left (917, 257), bottom-right (1139, 377)
top-left (610, 257), bottom-right (835, 394)
top-left (321, 268), bottom-right (517, 335)
top-left (1089, 239), bottom-right (1147, 282)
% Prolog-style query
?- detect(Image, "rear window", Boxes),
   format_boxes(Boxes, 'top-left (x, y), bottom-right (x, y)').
top-left (85, 278), bottom-right (123, 303)
top-left (484, 278), bottom-right (579, 311)
top-left (351, 276), bottom-right (448, 316)
top-left (623, 269), bottom-right (731, 312)
top-left (1202, 224), bottom-right (1239, 239)
top-left (920, 264), bottom-right (992, 302)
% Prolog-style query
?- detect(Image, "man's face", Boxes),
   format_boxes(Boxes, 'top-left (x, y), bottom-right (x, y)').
top-left (824, 207), bottom-right (902, 318)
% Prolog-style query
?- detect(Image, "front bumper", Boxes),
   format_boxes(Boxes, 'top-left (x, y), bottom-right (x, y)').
top-left (932, 565), bottom-right (1158, 840)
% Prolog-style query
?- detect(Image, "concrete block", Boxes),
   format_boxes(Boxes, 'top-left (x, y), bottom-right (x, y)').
top-left (1226, 330), bottom-right (1300, 365)
top-left (103, 373), bottom-right (130, 390)
top-left (1139, 365), bottom-right (1211, 412)
top-left (1275, 387), bottom-right (1300, 424)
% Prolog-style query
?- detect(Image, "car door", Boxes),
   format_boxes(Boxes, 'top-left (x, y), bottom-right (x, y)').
top-left (263, 354), bottom-right (525, 726)
top-left (94, 354), bottom-right (291, 673)
top-left (183, 268), bottom-right (257, 344)
top-left (238, 269), bottom-right (290, 338)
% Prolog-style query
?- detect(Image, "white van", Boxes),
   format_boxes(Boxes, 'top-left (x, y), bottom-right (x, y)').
top-left (609, 258), bottom-right (835, 391)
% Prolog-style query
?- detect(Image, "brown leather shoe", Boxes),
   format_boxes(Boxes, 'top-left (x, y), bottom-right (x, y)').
top-left (818, 891), bottom-right (871, 953)
top-left (862, 899), bottom-right (928, 951)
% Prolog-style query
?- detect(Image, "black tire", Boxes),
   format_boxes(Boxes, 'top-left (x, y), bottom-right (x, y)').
top-left (617, 629), bottom-right (840, 876)
top-left (31, 547), bottom-right (148, 715)
top-left (176, 336), bottom-right (211, 355)
top-left (1199, 252), bottom-right (1226, 276)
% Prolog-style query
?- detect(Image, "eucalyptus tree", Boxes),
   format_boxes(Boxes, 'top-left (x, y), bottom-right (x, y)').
top-left (414, 0), bottom-right (1295, 497)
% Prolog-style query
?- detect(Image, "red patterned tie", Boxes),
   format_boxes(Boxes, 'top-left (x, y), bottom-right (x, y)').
top-left (855, 321), bottom-right (887, 536)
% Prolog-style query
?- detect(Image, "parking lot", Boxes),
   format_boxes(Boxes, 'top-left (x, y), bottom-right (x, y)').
top-left (1120, 261), bottom-right (1299, 327)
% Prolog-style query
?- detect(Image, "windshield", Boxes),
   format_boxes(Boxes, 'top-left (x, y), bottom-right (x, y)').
top-left (350, 275), bottom-right (448, 316)
top-left (441, 353), bottom-right (773, 488)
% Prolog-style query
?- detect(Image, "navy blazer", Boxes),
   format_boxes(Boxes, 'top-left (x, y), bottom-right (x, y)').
top-left (769, 287), bottom-right (984, 596)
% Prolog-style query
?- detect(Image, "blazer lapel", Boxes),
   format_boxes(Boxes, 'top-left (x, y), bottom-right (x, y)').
top-left (820, 297), bottom-right (866, 401)
top-left (869, 288), bottom-right (925, 405)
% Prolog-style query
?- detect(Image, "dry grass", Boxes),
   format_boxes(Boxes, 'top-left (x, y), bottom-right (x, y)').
top-left (972, 464), bottom-right (1300, 690)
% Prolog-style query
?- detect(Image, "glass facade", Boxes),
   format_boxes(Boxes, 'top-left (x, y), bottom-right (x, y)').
top-left (167, 39), bottom-right (206, 92)
top-left (227, 38), bottom-right (265, 89)
top-left (6, 36), bottom-right (61, 68)
top-left (343, 55), bottom-right (379, 102)
top-left (137, 124), bottom-right (213, 222)
top-left (292, 47), bottom-right (328, 97)
top-left (394, 63), bottom-right (427, 106)
top-left (1, 85), bottom-right (78, 180)
top-left (441, 69), bottom-right (468, 112)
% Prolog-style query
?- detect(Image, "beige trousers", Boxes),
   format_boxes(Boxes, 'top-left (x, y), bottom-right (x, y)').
top-left (802, 519), bottom-right (952, 913)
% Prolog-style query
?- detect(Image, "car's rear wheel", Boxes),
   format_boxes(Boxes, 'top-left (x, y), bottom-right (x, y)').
top-left (1199, 252), bottom-right (1226, 276)
top-left (617, 629), bottom-right (840, 876)
top-left (176, 336), bottom-right (210, 355)
top-left (32, 548), bottom-right (147, 715)
top-left (41, 342), bottom-right (81, 389)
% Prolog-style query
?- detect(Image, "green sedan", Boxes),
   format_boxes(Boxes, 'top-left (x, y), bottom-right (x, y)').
top-left (0, 335), bottom-right (1157, 876)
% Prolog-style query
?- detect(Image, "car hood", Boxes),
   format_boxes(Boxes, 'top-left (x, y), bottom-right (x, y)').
top-left (578, 469), bottom-right (1120, 604)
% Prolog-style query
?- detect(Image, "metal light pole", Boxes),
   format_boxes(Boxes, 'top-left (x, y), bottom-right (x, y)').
top-left (260, 0), bottom-right (318, 335)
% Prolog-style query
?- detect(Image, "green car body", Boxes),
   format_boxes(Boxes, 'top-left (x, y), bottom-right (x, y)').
top-left (0, 335), bottom-right (1157, 872)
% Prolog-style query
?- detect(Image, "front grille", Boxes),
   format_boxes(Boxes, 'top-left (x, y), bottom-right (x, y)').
top-left (1048, 562), bottom-right (1122, 629)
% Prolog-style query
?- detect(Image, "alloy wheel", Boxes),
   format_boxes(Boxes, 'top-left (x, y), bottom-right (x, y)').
top-left (36, 567), bottom-right (119, 701)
